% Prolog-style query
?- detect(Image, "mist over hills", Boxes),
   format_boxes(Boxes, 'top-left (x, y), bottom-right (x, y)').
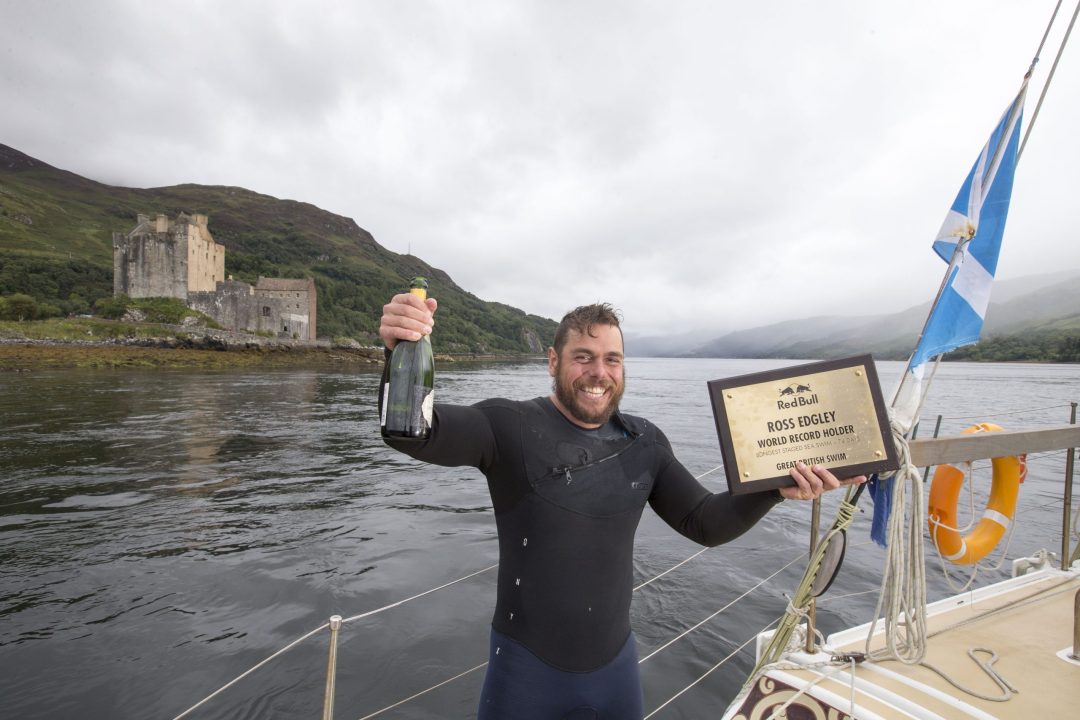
top-left (627, 270), bottom-right (1080, 360)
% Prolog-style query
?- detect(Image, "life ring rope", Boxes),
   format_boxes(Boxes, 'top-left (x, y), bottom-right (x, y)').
top-left (927, 423), bottom-right (1025, 566)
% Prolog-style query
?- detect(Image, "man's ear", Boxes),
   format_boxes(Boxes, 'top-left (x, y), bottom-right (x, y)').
top-left (547, 347), bottom-right (557, 376)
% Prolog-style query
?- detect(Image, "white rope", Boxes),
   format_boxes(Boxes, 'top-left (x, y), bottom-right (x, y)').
top-left (927, 446), bottom-right (1028, 594)
top-left (354, 662), bottom-right (489, 720)
top-left (945, 402), bottom-right (1074, 421)
top-left (638, 552), bottom-right (804, 664)
top-left (170, 623), bottom-right (329, 720)
top-left (880, 582), bottom-right (1079, 707)
top-left (634, 548), bottom-right (708, 592)
top-left (170, 566), bottom-right (498, 719)
top-left (757, 657), bottom-right (861, 720)
top-left (918, 649), bottom-right (1016, 702)
top-left (340, 563), bottom-right (497, 624)
top-left (820, 588), bottom-right (879, 603)
top-left (930, 518), bottom-right (981, 595)
top-left (694, 463), bottom-right (724, 481)
top-left (643, 619), bottom-right (778, 719)
top-left (864, 420), bottom-right (927, 665)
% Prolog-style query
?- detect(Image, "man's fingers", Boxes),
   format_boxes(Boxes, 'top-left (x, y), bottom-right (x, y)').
top-left (784, 464), bottom-right (869, 501)
top-left (379, 293), bottom-right (437, 348)
top-left (382, 311), bottom-right (433, 335)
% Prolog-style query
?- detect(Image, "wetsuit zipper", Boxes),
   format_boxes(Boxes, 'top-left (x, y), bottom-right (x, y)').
top-left (550, 433), bottom-right (642, 485)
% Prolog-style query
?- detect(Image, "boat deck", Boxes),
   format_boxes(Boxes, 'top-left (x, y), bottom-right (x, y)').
top-left (750, 568), bottom-right (1080, 719)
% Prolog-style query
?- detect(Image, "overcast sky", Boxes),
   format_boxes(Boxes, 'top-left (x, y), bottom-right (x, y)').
top-left (3, 1), bottom-right (1077, 338)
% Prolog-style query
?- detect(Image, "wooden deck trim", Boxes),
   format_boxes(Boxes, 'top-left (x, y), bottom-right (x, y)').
top-left (907, 424), bottom-right (1080, 467)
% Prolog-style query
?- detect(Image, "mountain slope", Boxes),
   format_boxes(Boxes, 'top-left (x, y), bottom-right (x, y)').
top-left (0, 144), bottom-right (556, 351)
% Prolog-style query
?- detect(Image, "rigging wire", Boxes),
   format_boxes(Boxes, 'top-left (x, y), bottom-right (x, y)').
top-left (340, 563), bottom-right (497, 625)
top-left (941, 402), bottom-right (1075, 421)
top-left (638, 552), bottom-right (805, 665)
top-left (170, 623), bottom-right (330, 720)
top-left (643, 618), bottom-right (780, 720)
top-left (354, 663), bottom-right (489, 720)
top-left (1019, 0), bottom-right (1080, 159)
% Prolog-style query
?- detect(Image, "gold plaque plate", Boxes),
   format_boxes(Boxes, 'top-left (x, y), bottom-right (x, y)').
top-left (707, 355), bottom-right (898, 495)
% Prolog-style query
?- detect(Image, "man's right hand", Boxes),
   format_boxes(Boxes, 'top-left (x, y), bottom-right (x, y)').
top-left (379, 292), bottom-right (438, 350)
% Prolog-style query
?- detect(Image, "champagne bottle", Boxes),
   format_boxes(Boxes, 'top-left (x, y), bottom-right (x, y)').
top-left (381, 277), bottom-right (435, 439)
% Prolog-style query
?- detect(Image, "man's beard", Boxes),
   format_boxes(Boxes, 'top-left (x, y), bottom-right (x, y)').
top-left (553, 363), bottom-right (625, 425)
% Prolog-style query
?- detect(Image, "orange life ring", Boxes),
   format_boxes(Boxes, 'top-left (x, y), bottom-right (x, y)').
top-left (927, 422), bottom-right (1026, 565)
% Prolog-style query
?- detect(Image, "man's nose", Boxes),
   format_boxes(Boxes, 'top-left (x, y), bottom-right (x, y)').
top-left (583, 357), bottom-right (607, 375)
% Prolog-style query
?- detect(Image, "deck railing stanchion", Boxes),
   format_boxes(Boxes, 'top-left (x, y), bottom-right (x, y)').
top-left (322, 615), bottom-right (343, 720)
top-left (1072, 589), bottom-right (1080, 661)
top-left (804, 498), bottom-right (821, 653)
top-left (1063, 403), bottom-right (1077, 571)
top-left (920, 415), bottom-right (943, 483)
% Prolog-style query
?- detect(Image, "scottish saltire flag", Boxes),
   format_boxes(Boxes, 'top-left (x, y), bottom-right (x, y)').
top-left (876, 87), bottom-right (1027, 548)
top-left (891, 86), bottom-right (1027, 434)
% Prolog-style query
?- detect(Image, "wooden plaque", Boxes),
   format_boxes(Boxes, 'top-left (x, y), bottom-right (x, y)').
top-left (707, 355), bottom-right (898, 495)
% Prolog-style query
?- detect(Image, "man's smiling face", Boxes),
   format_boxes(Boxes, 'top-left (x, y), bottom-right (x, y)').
top-left (548, 323), bottom-right (625, 428)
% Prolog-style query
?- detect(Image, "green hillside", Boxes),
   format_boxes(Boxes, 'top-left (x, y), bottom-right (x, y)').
top-left (0, 144), bottom-right (556, 352)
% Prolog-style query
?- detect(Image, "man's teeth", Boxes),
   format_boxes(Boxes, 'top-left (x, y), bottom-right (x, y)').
top-left (582, 387), bottom-right (606, 397)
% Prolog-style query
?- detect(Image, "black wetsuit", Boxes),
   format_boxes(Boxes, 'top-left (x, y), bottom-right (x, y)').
top-left (382, 392), bottom-right (781, 718)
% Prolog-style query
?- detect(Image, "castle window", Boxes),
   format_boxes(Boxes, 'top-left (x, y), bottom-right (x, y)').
top-left (262, 306), bottom-right (271, 317)
top-left (283, 324), bottom-right (288, 332)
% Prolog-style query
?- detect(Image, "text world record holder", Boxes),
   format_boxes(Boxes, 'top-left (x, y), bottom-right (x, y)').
top-left (707, 355), bottom-right (899, 495)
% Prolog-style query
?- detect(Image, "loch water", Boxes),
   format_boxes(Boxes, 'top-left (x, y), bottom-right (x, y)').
top-left (1, 358), bottom-right (1077, 719)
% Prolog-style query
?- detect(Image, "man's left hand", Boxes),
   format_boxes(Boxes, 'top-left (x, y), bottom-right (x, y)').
top-left (780, 462), bottom-right (866, 501)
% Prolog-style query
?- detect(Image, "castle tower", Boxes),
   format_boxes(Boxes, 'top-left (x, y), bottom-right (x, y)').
top-left (113, 213), bottom-right (225, 299)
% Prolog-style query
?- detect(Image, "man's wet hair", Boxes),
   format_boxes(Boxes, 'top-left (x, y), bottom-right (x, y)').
top-left (552, 303), bottom-right (623, 355)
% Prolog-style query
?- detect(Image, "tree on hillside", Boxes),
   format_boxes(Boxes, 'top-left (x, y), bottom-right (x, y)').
top-left (0, 293), bottom-right (37, 321)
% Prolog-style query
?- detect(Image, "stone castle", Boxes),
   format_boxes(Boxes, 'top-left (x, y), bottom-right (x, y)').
top-left (112, 213), bottom-right (317, 340)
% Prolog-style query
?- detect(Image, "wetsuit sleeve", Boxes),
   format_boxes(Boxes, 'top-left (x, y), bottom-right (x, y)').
top-left (379, 351), bottom-right (498, 470)
top-left (647, 427), bottom-right (782, 547)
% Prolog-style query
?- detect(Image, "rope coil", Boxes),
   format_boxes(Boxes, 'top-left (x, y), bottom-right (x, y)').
top-left (863, 419), bottom-right (927, 665)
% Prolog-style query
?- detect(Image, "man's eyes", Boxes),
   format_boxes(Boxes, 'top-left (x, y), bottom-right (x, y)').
top-left (574, 354), bottom-right (622, 365)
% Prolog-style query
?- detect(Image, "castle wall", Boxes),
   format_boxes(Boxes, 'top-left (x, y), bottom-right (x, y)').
top-left (112, 229), bottom-right (189, 300)
top-left (254, 279), bottom-right (317, 340)
top-left (188, 281), bottom-right (256, 333)
top-left (114, 213), bottom-right (318, 340)
top-left (185, 214), bottom-right (225, 293)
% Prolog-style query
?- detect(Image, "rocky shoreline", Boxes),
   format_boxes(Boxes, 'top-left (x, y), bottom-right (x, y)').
top-left (0, 328), bottom-right (543, 371)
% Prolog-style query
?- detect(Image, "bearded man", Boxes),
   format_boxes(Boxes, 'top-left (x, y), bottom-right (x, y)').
top-left (378, 294), bottom-right (864, 720)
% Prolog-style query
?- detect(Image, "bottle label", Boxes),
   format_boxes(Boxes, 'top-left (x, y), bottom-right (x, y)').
top-left (380, 384), bottom-right (390, 427)
top-left (421, 389), bottom-right (434, 428)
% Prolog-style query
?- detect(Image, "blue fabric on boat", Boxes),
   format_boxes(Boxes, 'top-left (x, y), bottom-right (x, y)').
top-left (867, 473), bottom-right (893, 547)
